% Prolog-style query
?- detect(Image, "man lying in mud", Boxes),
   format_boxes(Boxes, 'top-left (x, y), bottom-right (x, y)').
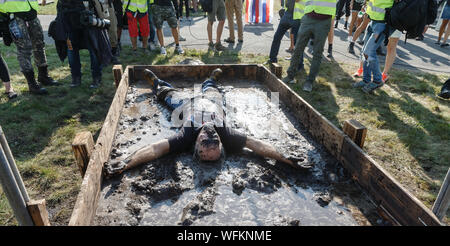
top-left (104, 68), bottom-right (312, 177)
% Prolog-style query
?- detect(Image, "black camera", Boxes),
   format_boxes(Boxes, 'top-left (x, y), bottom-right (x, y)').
top-left (80, 10), bottom-right (110, 29)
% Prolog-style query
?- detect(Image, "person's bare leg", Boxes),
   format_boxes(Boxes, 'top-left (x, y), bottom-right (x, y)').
top-left (171, 27), bottom-right (180, 44)
top-left (216, 20), bottom-right (225, 43)
top-left (157, 28), bottom-right (165, 47)
top-left (131, 37), bottom-right (138, 50)
top-left (142, 36), bottom-right (148, 49)
top-left (289, 32), bottom-right (295, 50)
top-left (207, 21), bottom-right (213, 43)
top-left (348, 11), bottom-right (358, 38)
top-left (352, 14), bottom-right (369, 42)
top-left (383, 37), bottom-right (399, 75)
top-left (438, 19), bottom-right (449, 42)
top-left (4, 82), bottom-right (12, 93)
top-left (442, 21), bottom-right (450, 44)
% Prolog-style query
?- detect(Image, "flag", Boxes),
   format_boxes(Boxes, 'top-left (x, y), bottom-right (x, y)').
top-left (245, 0), bottom-right (274, 24)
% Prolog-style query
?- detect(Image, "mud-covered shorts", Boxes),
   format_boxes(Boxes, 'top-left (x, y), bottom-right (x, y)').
top-left (152, 5), bottom-right (178, 29)
top-left (352, 0), bottom-right (364, 12)
top-left (208, 0), bottom-right (226, 22)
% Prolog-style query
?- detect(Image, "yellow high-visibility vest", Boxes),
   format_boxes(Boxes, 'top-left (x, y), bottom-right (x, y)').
top-left (0, 0), bottom-right (39, 13)
top-left (304, 0), bottom-right (336, 17)
top-left (366, 0), bottom-right (394, 21)
top-left (124, 0), bottom-right (148, 13)
top-left (293, 0), bottom-right (306, 20)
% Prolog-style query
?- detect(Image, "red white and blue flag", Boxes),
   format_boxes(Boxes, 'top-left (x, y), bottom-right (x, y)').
top-left (245, 0), bottom-right (274, 24)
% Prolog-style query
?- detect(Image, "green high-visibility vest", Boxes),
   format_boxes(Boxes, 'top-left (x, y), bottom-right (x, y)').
top-left (293, 1), bottom-right (305, 20)
top-left (366, 0), bottom-right (393, 21)
top-left (0, 0), bottom-right (39, 13)
top-left (304, 0), bottom-right (336, 17)
top-left (124, 0), bottom-right (148, 13)
top-left (149, 0), bottom-right (154, 4)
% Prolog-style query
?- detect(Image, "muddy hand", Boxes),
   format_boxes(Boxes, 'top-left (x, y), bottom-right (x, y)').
top-left (286, 156), bottom-right (314, 170)
top-left (104, 160), bottom-right (127, 177)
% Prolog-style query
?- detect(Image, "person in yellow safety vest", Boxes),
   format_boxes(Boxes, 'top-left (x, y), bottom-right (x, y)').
top-left (124, 0), bottom-right (150, 53)
top-left (351, 0), bottom-right (394, 94)
top-left (282, 0), bottom-right (336, 92)
top-left (269, 0), bottom-right (304, 63)
top-left (1, 0), bottom-right (59, 95)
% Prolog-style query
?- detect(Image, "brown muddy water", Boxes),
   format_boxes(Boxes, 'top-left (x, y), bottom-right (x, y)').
top-left (94, 79), bottom-right (385, 226)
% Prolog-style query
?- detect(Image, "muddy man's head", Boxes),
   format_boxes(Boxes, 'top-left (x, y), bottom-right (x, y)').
top-left (210, 68), bottom-right (223, 82)
top-left (194, 122), bottom-right (224, 162)
top-left (143, 69), bottom-right (158, 87)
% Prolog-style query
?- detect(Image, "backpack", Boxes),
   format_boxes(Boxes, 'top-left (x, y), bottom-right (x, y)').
top-left (199, 0), bottom-right (213, 13)
top-left (385, 0), bottom-right (438, 40)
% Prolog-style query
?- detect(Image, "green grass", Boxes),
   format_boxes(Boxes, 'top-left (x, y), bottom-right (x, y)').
top-left (0, 43), bottom-right (448, 225)
top-left (37, 0), bottom-right (58, 15)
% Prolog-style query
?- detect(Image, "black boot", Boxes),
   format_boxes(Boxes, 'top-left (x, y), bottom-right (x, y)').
top-left (24, 71), bottom-right (48, 95)
top-left (90, 76), bottom-right (102, 89)
top-left (70, 76), bottom-right (81, 88)
top-left (348, 42), bottom-right (355, 54)
top-left (344, 21), bottom-right (348, 30)
top-left (327, 44), bottom-right (333, 58)
top-left (334, 20), bottom-right (338, 28)
top-left (38, 66), bottom-right (60, 86)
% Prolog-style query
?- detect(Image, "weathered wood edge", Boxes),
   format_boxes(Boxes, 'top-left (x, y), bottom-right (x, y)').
top-left (256, 65), bottom-right (442, 226)
top-left (68, 67), bottom-right (130, 226)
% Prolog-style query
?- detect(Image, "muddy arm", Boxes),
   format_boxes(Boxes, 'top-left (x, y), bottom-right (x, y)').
top-left (245, 137), bottom-right (295, 167)
top-left (123, 139), bottom-right (170, 171)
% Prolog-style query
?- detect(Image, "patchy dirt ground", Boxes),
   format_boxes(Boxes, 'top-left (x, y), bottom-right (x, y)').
top-left (94, 78), bottom-right (385, 226)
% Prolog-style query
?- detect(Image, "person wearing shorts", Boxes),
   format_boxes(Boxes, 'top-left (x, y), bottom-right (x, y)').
top-left (347, 0), bottom-right (364, 41)
top-left (113, 0), bottom-right (124, 49)
top-left (437, 0), bottom-right (450, 46)
top-left (335, 0), bottom-right (351, 29)
top-left (124, 0), bottom-right (150, 52)
top-left (381, 29), bottom-right (401, 82)
top-left (153, 0), bottom-right (184, 54)
top-left (207, 0), bottom-right (227, 51)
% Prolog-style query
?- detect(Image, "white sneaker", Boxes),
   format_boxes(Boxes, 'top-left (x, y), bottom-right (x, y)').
top-left (160, 46), bottom-right (167, 55)
top-left (175, 45), bottom-right (184, 54)
top-left (149, 42), bottom-right (156, 51)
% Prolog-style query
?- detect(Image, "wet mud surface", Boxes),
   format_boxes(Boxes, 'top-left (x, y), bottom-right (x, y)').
top-left (94, 78), bottom-right (384, 226)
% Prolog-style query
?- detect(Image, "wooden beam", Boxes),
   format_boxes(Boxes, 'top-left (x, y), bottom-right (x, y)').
top-left (72, 131), bottom-right (94, 178)
top-left (269, 63), bottom-right (283, 79)
top-left (26, 199), bottom-right (50, 226)
top-left (69, 68), bottom-right (130, 226)
top-left (432, 168), bottom-right (450, 221)
top-left (113, 65), bottom-right (123, 88)
top-left (343, 119), bottom-right (367, 148)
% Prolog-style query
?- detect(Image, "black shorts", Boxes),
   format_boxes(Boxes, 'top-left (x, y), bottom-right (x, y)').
top-left (113, 0), bottom-right (124, 27)
top-left (352, 2), bottom-right (362, 12)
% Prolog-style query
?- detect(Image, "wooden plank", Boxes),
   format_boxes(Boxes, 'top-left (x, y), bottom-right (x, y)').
top-left (26, 199), bottom-right (50, 226)
top-left (71, 131), bottom-right (94, 178)
top-left (432, 168), bottom-right (450, 221)
top-left (269, 63), bottom-right (282, 79)
top-left (257, 65), bottom-right (344, 158)
top-left (69, 68), bottom-right (130, 226)
top-left (340, 137), bottom-right (442, 226)
top-left (343, 119), bottom-right (367, 148)
top-left (113, 65), bottom-right (123, 88)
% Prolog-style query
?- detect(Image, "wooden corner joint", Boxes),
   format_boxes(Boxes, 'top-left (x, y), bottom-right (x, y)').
top-left (26, 199), bottom-right (50, 226)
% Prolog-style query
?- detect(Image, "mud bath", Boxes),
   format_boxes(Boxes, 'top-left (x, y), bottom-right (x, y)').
top-left (94, 79), bottom-right (384, 226)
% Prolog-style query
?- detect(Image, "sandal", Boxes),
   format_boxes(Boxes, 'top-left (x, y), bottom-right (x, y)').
top-left (4, 91), bottom-right (18, 99)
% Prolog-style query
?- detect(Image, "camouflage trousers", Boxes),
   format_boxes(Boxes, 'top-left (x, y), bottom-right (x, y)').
top-left (11, 17), bottom-right (47, 73)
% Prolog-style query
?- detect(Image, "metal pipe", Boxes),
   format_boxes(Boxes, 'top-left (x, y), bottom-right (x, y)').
top-left (0, 144), bottom-right (34, 225)
top-left (0, 126), bottom-right (30, 202)
top-left (432, 168), bottom-right (450, 221)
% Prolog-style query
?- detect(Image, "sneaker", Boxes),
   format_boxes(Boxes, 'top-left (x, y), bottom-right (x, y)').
top-left (214, 42), bottom-right (227, 51)
top-left (382, 73), bottom-right (389, 83)
top-left (353, 67), bottom-right (363, 77)
top-left (4, 91), bottom-right (18, 100)
top-left (160, 46), bottom-right (167, 55)
top-left (175, 45), bottom-right (184, 54)
top-left (179, 35), bottom-right (186, 41)
top-left (282, 76), bottom-right (296, 84)
top-left (415, 34), bottom-right (424, 41)
top-left (224, 37), bottom-right (235, 44)
top-left (352, 80), bottom-right (369, 88)
top-left (132, 49), bottom-right (138, 55)
top-left (149, 42), bottom-right (156, 51)
top-left (348, 42), bottom-right (355, 54)
top-left (238, 39), bottom-right (244, 43)
top-left (441, 43), bottom-right (449, 47)
top-left (362, 81), bottom-right (383, 93)
top-left (285, 47), bottom-right (294, 53)
top-left (435, 41), bottom-right (441, 45)
top-left (303, 81), bottom-right (313, 92)
top-left (327, 46), bottom-right (333, 58)
top-left (208, 41), bottom-right (215, 49)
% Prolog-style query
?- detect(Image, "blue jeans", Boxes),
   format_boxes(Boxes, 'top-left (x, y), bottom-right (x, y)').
top-left (67, 46), bottom-right (102, 79)
top-left (361, 21), bottom-right (392, 83)
top-left (269, 12), bottom-right (301, 63)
